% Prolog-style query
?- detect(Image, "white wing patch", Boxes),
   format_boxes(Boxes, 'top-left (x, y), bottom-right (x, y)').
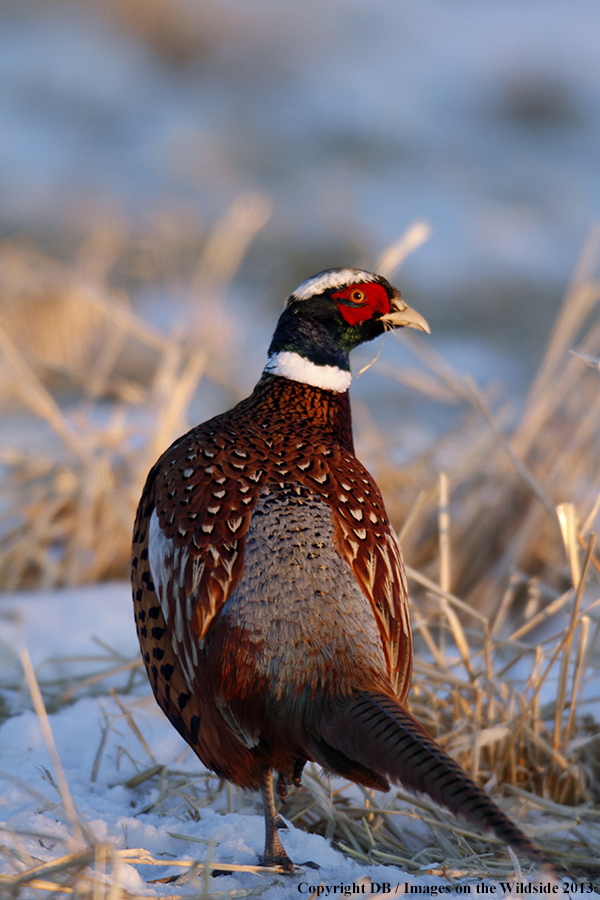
top-left (148, 508), bottom-right (172, 624)
top-left (148, 508), bottom-right (198, 691)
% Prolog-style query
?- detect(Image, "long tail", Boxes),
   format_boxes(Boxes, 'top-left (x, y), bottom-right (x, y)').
top-left (313, 691), bottom-right (569, 879)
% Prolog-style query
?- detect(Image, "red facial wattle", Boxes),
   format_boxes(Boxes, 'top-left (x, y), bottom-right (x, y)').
top-left (331, 282), bottom-right (391, 325)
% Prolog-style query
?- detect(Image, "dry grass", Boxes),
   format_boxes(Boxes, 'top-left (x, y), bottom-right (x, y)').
top-left (378, 227), bottom-right (600, 615)
top-left (0, 193), bottom-right (270, 589)
top-left (1, 215), bottom-right (600, 893)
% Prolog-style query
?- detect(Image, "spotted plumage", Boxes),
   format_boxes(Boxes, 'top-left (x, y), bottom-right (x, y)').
top-left (132, 267), bottom-right (567, 878)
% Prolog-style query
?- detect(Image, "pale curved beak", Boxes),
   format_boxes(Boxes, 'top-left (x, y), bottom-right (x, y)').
top-left (380, 291), bottom-right (430, 334)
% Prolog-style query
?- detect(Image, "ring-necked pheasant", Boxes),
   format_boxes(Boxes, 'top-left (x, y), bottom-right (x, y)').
top-left (132, 268), bottom-right (566, 878)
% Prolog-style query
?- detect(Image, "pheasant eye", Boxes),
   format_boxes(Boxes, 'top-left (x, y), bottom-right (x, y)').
top-left (349, 290), bottom-right (365, 303)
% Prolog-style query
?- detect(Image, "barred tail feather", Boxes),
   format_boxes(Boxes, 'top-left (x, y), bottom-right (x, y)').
top-left (317, 691), bottom-right (569, 879)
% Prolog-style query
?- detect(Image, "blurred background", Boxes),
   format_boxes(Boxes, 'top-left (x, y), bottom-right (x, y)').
top-left (1, 0), bottom-right (600, 599)
top-left (2, 5), bottom-right (600, 871)
top-left (3, 0), bottom-right (600, 363)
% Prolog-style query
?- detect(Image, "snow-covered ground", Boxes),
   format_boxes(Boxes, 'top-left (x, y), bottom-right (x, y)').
top-left (0, 583), bottom-right (569, 896)
top-left (0, 583), bottom-right (439, 895)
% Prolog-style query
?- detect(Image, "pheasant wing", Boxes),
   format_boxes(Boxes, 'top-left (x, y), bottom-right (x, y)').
top-left (132, 423), bottom-right (265, 743)
top-left (326, 451), bottom-right (413, 702)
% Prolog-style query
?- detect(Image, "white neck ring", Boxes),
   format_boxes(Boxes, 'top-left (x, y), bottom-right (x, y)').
top-left (264, 351), bottom-right (351, 392)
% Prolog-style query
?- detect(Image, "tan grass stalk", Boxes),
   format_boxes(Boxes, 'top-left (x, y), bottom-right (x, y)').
top-left (562, 615), bottom-right (591, 751)
top-left (438, 473), bottom-right (451, 594)
top-left (405, 566), bottom-right (488, 624)
top-left (61, 659), bottom-right (141, 702)
top-left (124, 764), bottom-right (166, 789)
top-left (490, 573), bottom-right (522, 637)
top-left (1, 849), bottom-right (96, 887)
top-left (508, 589), bottom-right (573, 642)
top-left (412, 658), bottom-right (474, 691)
top-left (576, 529), bottom-right (600, 582)
top-left (80, 283), bottom-right (169, 353)
top-left (495, 625), bottom-right (579, 776)
top-left (398, 489), bottom-right (426, 543)
top-left (0, 324), bottom-right (86, 456)
top-left (464, 376), bottom-right (556, 517)
top-left (3, 877), bottom-right (73, 892)
top-left (91, 717), bottom-right (113, 783)
top-left (0, 767), bottom-right (56, 805)
top-left (117, 847), bottom-right (293, 875)
top-left (0, 839), bottom-right (41, 870)
top-left (109, 690), bottom-right (157, 765)
top-left (372, 359), bottom-right (461, 403)
top-left (557, 503), bottom-right (582, 589)
top-left (517, 224), bottom-right (600, 453)
top-left (107, 843), bottom-right (123, 900)
top-left (135, 342), bottom-right (205, 476)
top-left (93, 842), bottom-right (108, 900)
top-left (439, 598), bottom-right (475, 680)
top-left (582, 488), bottom-right (600, 535)
top-left (506, 783), bottom-right (600, 819)
top-left (552, 534), bottom-right (595, 752)
top-left (412, 610), bottom-right (450, 672)
top-left (0, 825), bottom-right (68, 844)
top-left (167, 832), bottom-right (213, 846)
top-left (20, 649), bottom-right (94, 848)
top-left (376, 221), bottom-right (432, 280)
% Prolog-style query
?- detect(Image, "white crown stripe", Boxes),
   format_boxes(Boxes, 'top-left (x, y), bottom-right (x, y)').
top-left (264, 351), bottom-right (352, 392)
top-left (289, 268), bottom-right (379, 303)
